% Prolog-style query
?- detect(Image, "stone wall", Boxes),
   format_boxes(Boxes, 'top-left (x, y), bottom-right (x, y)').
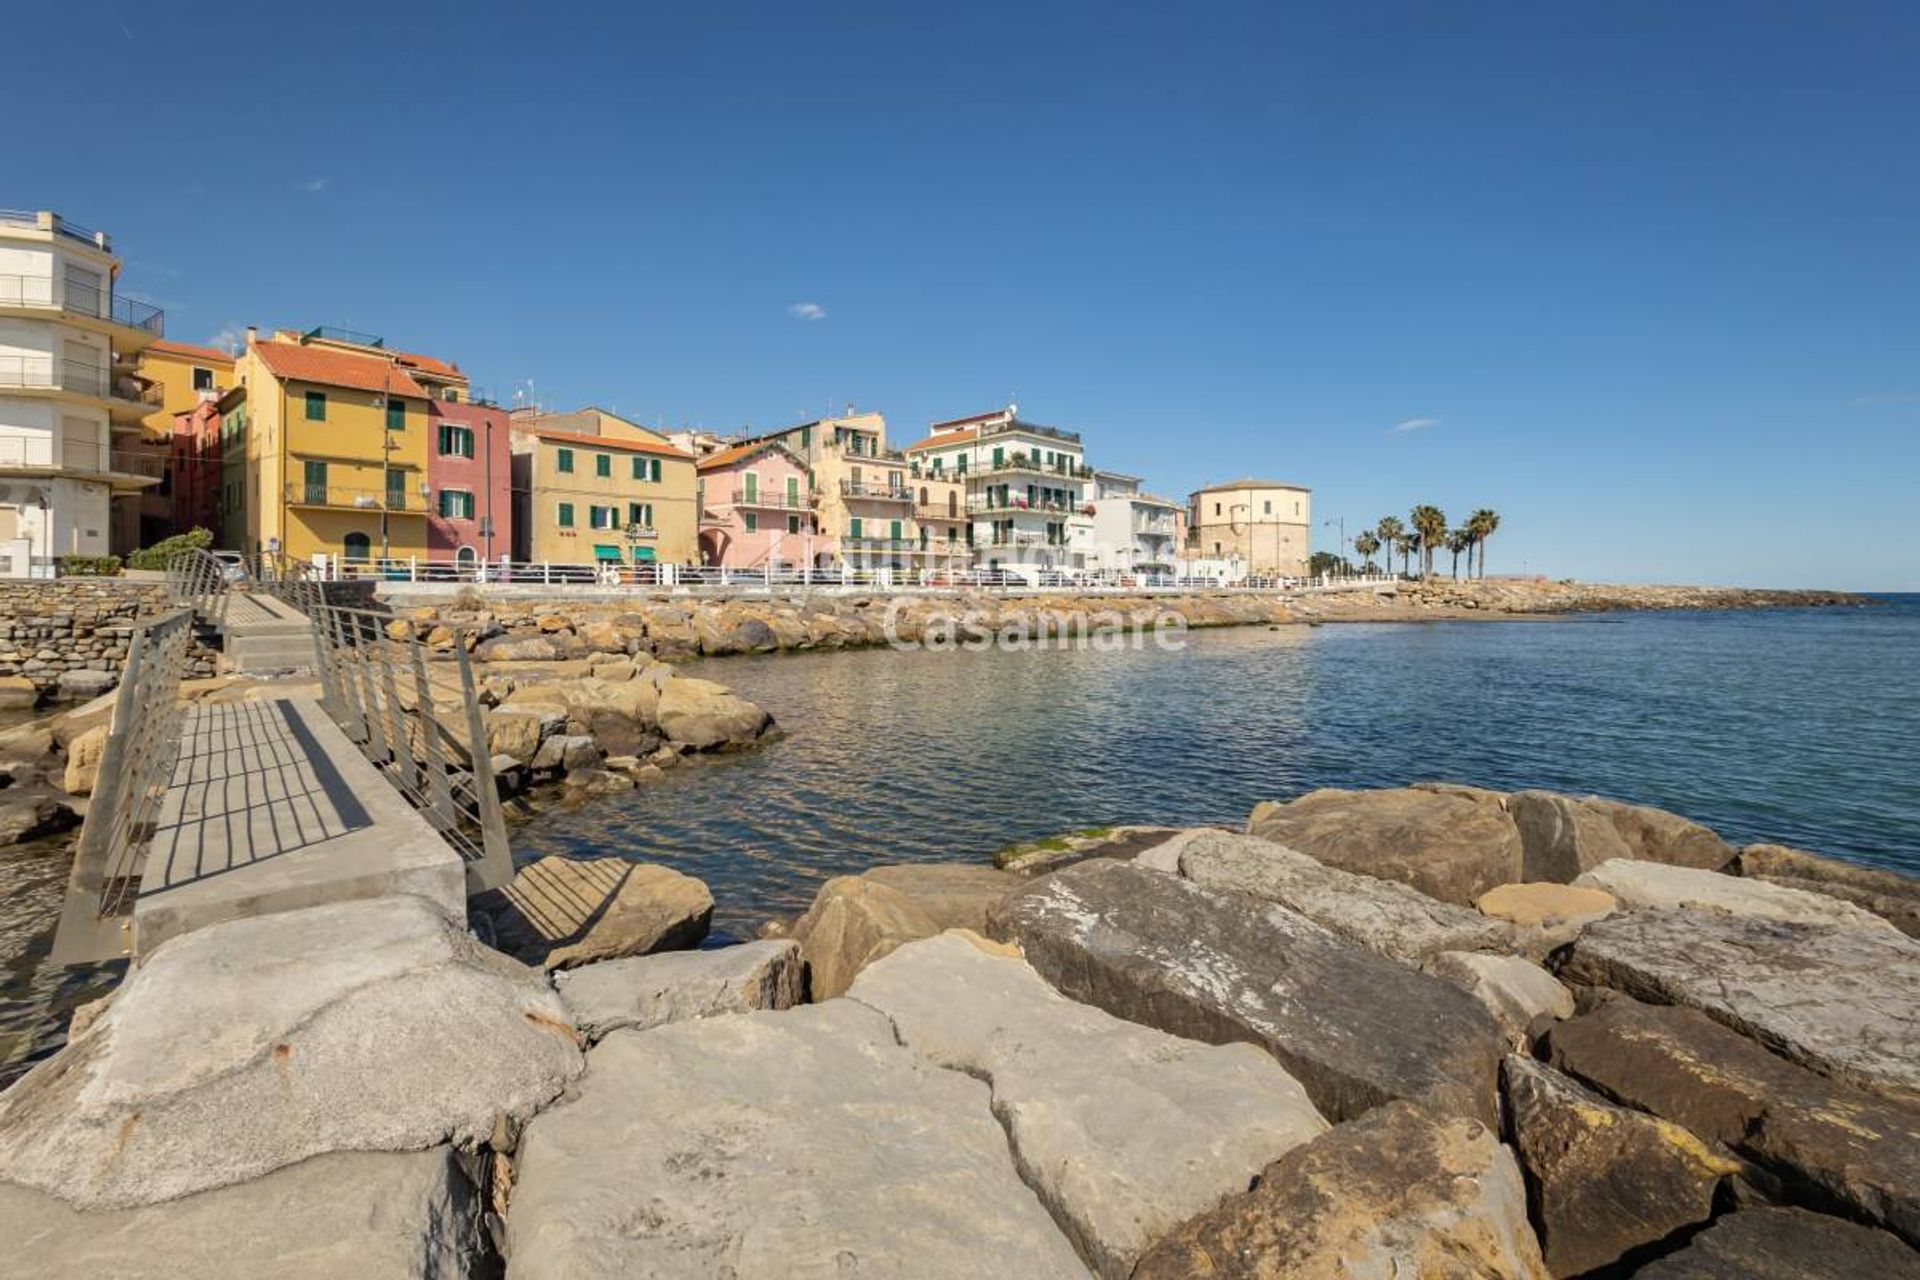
top-left (0, 580), bottom-right (218, 700)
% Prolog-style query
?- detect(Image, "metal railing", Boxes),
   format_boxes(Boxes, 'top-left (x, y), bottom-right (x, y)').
top-left (839, 480), bottom-right (913, 501)
top-left (166, 547), bottom-right (235, 629)
top-left (280, 590), bottom-right (512, 894)
top-left (0, 274), bottom-right (164, 334)
top-left (50, 608), bottom-right (195, 963)
top-left (728, 489), bottom-right (809, 509)
top-left (285, 482), bottom-right (414, 511)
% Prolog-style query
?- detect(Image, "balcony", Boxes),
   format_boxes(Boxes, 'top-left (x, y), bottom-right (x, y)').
top-left (729, 489), bottom-right (809, 510)
top-left (966, 495), bottom-right (1088, 516)
top-left (285, 482), bottom-right (421, 513)
top-left (0, 274), bottom-right (165, 343)
top-left (841, 537), bottom-right (913, 554)
top-left (0, 210), bottom-right (110, 251)
top-left (0, 436), bottom-right (160, 488)
top-left (840, 480), bottom-right (913, 502)
top-left (915, 503), bottom-right (964, 521)
top-left (982, 419), bottom-right (1082, 446)
top-left (977, 454), bottom-right (1093, 481)
top-left (0, 355), bottom-right (161, 420)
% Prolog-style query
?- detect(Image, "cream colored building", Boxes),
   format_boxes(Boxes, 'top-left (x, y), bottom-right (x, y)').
top-left (747, 411), bottom-right (923, 573)
top-left (1186, 478), bottom-right (1312, 577)
top-left (508, 408), bottom-right (697, 566)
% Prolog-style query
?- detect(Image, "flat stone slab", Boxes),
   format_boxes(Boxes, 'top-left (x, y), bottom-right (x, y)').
top-left (555, 939), bottom-right (801, 1041)
top-left (849, 931), bottom-right (1328, 1278)
top-left (1132, 1101), bottom-right (1549, 1279)
top-left (987, 859), bottom-right (1506, 1127)
top-left (1178, 830), bottom-right (1514, 963)
top-left (0, 1148), bottom-right (476, 1279)
top-left (1632, 1207), bottom-right (1920, 1280)
top-left (1428, 951), bottom-right (1574, 1046)
top-left (1574, 859), bottom-right (1901, 934)
top-left (506, 1002), bottom-right (1087, 1279)
top-left (0, 895), bottom-right (582, 1209)
top-left (1560, 909), bottom-right (1920, 1103)
top-left (1736, 844), bottom-right (1920, 938)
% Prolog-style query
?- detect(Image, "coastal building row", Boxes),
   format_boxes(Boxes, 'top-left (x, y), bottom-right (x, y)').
top-left (1, 209), bottom-right (1313, 580)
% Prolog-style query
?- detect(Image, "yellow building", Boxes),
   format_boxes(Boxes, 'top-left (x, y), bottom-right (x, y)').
top-left (1186, 477), bottom-right (1313, 577)
top-left (125, 339), bottom-right (236, 547)
top-left (231, 327), bottom-right (435, 566)
top-left (508, 408), bottom-right (697, 565)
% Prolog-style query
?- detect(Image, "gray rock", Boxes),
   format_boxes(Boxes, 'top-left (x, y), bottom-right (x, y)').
top-left (1132, 1100), bottom-right (1549, 1279)
top-left (1574, 859), bottom-right (1900, 933)
top-left (788, 862), bottom-right (1020, 999)
top-left (52, 669), bottom-right (116, 702)
top-left (655, 675), bottom-right (771, 749)
top-left (1737, 843), bottom-right (1920, 938)
top-left (1246, 785), bottom-right (1523, 905)
top-left (555, 939), bottom-right (802, 1041)
top-left (1582, 794), bottom-right (1735, 872)
top-left (1509, 789), bottom-right (1635, 883)
top-left (0, 895), bottom-right (581, 1209)
top-left (1427, 951), bottom-right (1574, 1046)
top-left (1503, 1055), bottom-right (1737, 1277)
top-left (0, 1147), bottom-right (478, 1279)
top-left (1632, 1207), bottom-right (1920, 1280)
top-left (475, 856), bottom-right (712, 970)
top-left (505, 1002), bottom-right (1087, 1279)
top-left (987, 859), bottom-right (1506, 1127)
top-left (1547, 996), bottom-right (1920, 1248)
top-left (1560, 909), bottom-right (1920, 1102)
top-left (849, 930), bottom-right (1328, 1278)
top-left (531, 732), bottom-right (598, 773)
top-left (1178, 830), bottom-right (1514, 964)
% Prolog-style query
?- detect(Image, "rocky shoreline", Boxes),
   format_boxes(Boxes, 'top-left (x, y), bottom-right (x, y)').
top-left (2, 780), bottom-right (1916, 1277)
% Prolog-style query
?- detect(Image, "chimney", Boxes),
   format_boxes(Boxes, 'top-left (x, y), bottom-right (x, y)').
top-left (245, 325), bottom-right (258, 348)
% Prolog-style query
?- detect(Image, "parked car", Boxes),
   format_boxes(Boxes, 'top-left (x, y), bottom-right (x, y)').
top-left (210, 550), bottom-right (248, 583)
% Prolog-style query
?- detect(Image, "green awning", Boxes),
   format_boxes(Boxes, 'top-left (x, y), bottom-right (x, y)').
top-left (629, 546), bottom-right (656, 561)
top-left (593, 544), bottom-right (623, 561)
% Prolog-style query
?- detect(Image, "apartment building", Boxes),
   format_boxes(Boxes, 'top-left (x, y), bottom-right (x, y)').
top-left (746, 411), bottom-right (922, 573)
top-left (132, 338), bottom-right (235, 549)
top-left (1089, 470), bottom-right (1182, 574)
top-left (426, 397), bottom-right (511, 568)
top-left (904, 406), bottom-right (1093, 578)
top-left (509, 408), bottom-right (696, 565)
top-left (0, 210), bottom-right (165, 574)
top-left (694, 439), bottom-right (826, 569)
top-left (911, 470), bottom-right (970, 573)
top-left (1187, 477), bottom-right (1313, 576)
top-left (169, 387), bottom-right (242, 539)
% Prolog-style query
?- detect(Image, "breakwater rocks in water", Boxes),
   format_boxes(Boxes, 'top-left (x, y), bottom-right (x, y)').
top-left (375, 579), bottom-right (1872, 662)
top-left (3, 784), bottom-right (1917, 1277)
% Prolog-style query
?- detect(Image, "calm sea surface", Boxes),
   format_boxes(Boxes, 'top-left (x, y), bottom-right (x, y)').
top-left (3, 597), bottom-right (1916, 1078)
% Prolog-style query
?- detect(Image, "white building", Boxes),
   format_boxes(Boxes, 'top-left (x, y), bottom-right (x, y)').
top-left (0, 211), bottom-right (164, 575)
top-left (1088, 470), bottom-right (1182, 575)
top-left (903, 406), bottom-right (1093, 579)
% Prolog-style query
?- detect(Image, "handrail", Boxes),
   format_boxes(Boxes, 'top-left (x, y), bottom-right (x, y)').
top-left (166, 547), bottom-right (235, 630)
top-left (50, 608), bottom-right (196, 963)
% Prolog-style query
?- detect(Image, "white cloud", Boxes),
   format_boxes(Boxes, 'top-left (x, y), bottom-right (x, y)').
top-left (787, 302), bottom-right (826, 321)
top-left (1389, 417), bottom-right (1439, 433)
top-left (299, 177), bottom-right (329, 193)
top-left (206, 324), bottom-right (246, 354)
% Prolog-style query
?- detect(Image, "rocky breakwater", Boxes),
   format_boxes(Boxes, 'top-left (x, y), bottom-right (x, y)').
top-left (3, 780), bottom-right (1917, 1278)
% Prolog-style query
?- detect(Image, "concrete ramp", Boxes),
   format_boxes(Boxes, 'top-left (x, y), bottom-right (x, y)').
top-left (220, 593), bottom-right (319, 673)
top-left (132, 697), bottom-right (465, 956)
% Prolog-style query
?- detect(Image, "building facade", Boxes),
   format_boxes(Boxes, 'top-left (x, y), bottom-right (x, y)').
top-left (904, 407), bottom-right (1093, 577)
top-left (426, 398), bottom-right (511, 568)
top-left (1186, 477), bottom-right (1313, 577)
top-left (743, 411), bottom-right (921, 573)
top-left (0, 210), bottom-right (165, 574)
top-left (1088, 470), bottom-right (1181, 575)
top-left (509, 409), bottom-right (697, 566)
top-left (694, 439), bottom-right (826, 569)
top-left (169, 386), bottom-right (240, 538)
top-left (133, 339), bottom-right (235, 549)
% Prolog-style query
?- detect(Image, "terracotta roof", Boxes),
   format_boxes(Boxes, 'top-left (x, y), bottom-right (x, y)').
top-left (146, 339), bottom-right (236, 365)
top-left (696, 439), bottom-right (798, 472)
top-left (252, 340), bottom-right (431, 398)
top-left (390, 349), bottom-right (465, 380)
top-left (531, 428), bottom-right (692, 460)
top-left (904, 427), bottom-right (979, 452)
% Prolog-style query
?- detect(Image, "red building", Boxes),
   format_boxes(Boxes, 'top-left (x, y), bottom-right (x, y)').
top-left (169, 389), bottom-right (236, 538)
top-left (426, 398), bottom-right (512, 568)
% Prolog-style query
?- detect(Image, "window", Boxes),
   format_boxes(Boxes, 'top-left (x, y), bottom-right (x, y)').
top-left (590, 505), bottom-right (618, 530)
top-left (744, 512), bottom-right (759, 533)
top-left (386, 468), bottom-right (406, 508)
top-left (800, 425), bottom-right (812, 450)
top-left (786, 475), bottom-right (800, 506)
top-left (649, 458), bottom-right (662, 483)
top-left (956, 455), bottom-right (967, 473)
top-left (556, 447), bottom-right (574, 473)
top-left (631, 456), bottom-right (646, 480)
top-left (992, 446), bottom-right (1005, 468)
top-left (557, 502), bottom-right (575, 528)
top-left (302, 460), bottom-right (327, 501)
top-left (744, 472), bottom-right (759, 502)
top-left (1214, 502), bottom-right (1222, 517)
top-left (304, 391), bottom-right (327, 421)
top-left (627, 502), bottom-right (653, 527)
top-left (849, 517), bottom-right (864, 538)
top-left (890, 519), bottom-right (903, 540)
top-left (438, 489), bottom-right (474, 519)
top-left (786, 514), bottom-right (800, 534)
top-left (438, 424), bottom-right (474, 457)
top-left (595, 453), bottom-right (611, 478)
top-left (1263, 499), bottom-right (1272, 515)
top-left (386, 400), bottom-right (406, 431)
top-left (443, 389), bottom-right (461, 403)
top-left (192, 366), bottom-right (214, 392)
top-left (343, 532), bottom-right (371, 561)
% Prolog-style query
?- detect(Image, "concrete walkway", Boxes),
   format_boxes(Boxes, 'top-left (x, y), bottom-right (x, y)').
top-left (131, 697), bottom-right (465, 957)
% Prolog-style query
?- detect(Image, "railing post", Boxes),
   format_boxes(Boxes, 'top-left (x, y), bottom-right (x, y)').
top-left (455, 642), bottom-right (513, 892)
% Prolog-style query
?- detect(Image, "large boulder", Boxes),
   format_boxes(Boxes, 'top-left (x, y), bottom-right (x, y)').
top-left (1179, 830), bottom-right (1513, 964)
top-left (1132, 1101), bottom-right (1549, 1279)
top-left (0, 1147), bottom-right (478, 1279)
top-left (655, 675), bottom-right (771, 750)
top-left (560, 675), bottom-right (662, 757)
top-left (1504, 1055), bottom-right (1737, 1276)
top-left (1582, 795), bottom-right (1735, 871)
top-left (1508, 789), bottom-right (1635, 882)
top-left (1737, 844), bottom-right (1920, 938)
top-left (1560, 910), bottom-right (1920, 1102)
top-left (0, 676), bottom-right (37, 709)
top-left (1246, 786), bottom-right (1522, 905)
top-left (60, 723), bottom-right (107, 796)
top-left (1428, 951), bottom-right (1574, 1047)
top-left (475, 856), bottom-right (712, 970)
top-left (505, 1002), bottom-right (1088, 1279)
top-left (1574, 859), bottom-right (1900, 933)
top-left (473, 635), bottom-right (560, 663)
top-left (987, 859), bottom-right (1506, 1127)
top-left (1547, 996), bottom-right (1920, 1247)
top-left (788, 862), bottom-right (1020, 999)
top-left (483, 706), bottom-right (547, 764)
top-left (858, 862), bottom-right (1021, 929)
top-left (849, 931), bottom-right (1329, 1278)
top-left (0, 896), bottom-right (581, 1209)
top-left (555, 939), bottom-right (802, 1042)
top-left (1632, 1207), bottom-right (1920, 1280)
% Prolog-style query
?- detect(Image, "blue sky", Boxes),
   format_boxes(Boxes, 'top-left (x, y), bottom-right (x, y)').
top-left (11, 2), bottom-right (1918, 588)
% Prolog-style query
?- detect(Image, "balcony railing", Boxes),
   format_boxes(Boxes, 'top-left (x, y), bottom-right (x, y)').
top-left (286, 483), bottom-right (416, 511)
top-left (977, 456), bottom-right (1093, 480)
top-left (966, 495), bottom-right (1088, 515)
top-left (0, 274), bottom-right (165, 335)
top-left (840, 480), bottom-right (913, 502)
top-left (982, 419), bottom-right (1082, 446)
top-left (0, 210), bottom-right (110, 250)
top-left (915, 503), bottom-right (964, 521)
top-left (729, 489), bottom-right (809, 509)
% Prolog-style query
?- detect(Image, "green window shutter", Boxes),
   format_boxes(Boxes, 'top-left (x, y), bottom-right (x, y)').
top-left (890, 520), bottom-right (902, 540)
top-left (849, 517), bottom-right (863, 538)
top-left (650, 458), bottom-right (662, 483)
top-left (557, 448), bottom-right (573, 473)
top-left (304, 391), bottom-right (326, 421)
top-left (558, 502), bottom-right (574, 528)
top-left (787, 515), bottom-right (800, 533)
top-left (744, 473), bottom-right (758, 501)
top-left (744, 512), bottom-right (758, 533)
top-left (386, 400), bottom-right (405, 431)
top-left (628, 502), bottom-right (643, 524)
top-left (631, 456), bottom-right (644, 480)
top-left (992, 446), bottom-right (1004, 467)
top-left (596, 453), bottom-right (611, 478)
top-left (786, 475), bottom-right (799, 504)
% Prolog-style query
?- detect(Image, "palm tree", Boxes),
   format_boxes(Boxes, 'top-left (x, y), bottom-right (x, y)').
top-left (1409, 505), bottom-right (1447, 579)
top-left (1376, 516), bottom-right (1405, 577)
top-left (1446, 529), bottom-right (1471, 578)
top-left (1353, 530), bottom-right (1381, 572)
top-left (1467, 508), bottom-right (1500, 578)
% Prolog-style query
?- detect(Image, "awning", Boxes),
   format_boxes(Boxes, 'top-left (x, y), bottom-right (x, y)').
top-left (629, 546), bottom-right (656, 561)
top-left (593, 544), bottom-right (623, 561)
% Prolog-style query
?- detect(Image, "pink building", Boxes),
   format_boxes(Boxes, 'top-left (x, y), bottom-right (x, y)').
top-left (695, 440), bottom-right (830, 568)
top-left (426, 398), bottom-right (512, 568)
